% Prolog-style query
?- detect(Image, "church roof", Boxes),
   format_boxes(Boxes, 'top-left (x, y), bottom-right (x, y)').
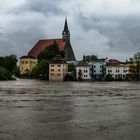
top-left (28, 38), bottom-right (66, 58)
top-left (64, 18), bottom-right (69, 32)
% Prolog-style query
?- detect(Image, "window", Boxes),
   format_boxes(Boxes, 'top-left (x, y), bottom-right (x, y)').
top-left (57, 74), bottom-right (61, 76)
top-left (123, 70), bottom-right (127, 73)
top-left (108, 70), bottom-right (112, 73)
top-left (22, 61), bottom-right (24, 64)
top-left (26, 61), bottom-right (28, 64)
top-left (58, 65), bottom-right (61, 67)
top-left (116, 70), bottom-right (119, 73)
top-left (51, 65), bottom-right (54, 67)
top-left (84, 75), bottom-right (87, 77)
top-left (51, 69), bottom-right (54, 72)
top-left (58, 69), bottom-right (61, 72)
top-left (51, 74), bottom-right (54, 76)
top-left (84, 70), bottom-right (88, 73)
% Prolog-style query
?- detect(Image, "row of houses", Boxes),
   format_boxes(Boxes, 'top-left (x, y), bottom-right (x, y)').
top-left (75, 59), bottom-right (131, 81)
top-left (19, 55), bottom-right (134, 81)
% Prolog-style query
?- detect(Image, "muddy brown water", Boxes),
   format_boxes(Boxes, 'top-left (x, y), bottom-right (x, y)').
top-left (0, 79), bottom-right (140, 140)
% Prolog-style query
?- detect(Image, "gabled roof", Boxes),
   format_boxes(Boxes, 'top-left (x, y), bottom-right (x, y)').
top-left (28, 39), bottom-right (66, 58)
top-left (77, 60), bottom-right (89, 67)
top-left (106, 59), bottom-right (126, 66)
top-left (106, 59), bottom-right (120, 66)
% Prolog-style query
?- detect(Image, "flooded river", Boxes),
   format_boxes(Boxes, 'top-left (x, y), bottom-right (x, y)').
top-left (0, 79), bottom-right (140, 140)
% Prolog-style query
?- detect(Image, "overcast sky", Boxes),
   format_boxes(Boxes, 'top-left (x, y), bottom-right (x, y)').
top-left (0, 0), bottom-right (140, 60)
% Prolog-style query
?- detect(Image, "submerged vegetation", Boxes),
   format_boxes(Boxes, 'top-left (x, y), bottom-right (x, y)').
top-left (0, 55), bottom-right (18, 80)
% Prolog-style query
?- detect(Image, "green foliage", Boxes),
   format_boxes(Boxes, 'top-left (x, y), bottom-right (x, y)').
top-left (64, 63), bottom-right (76, 81)
top-left (83, 55), bottom-right (98, 62)
top-left (129, 52), bottom-right (140, 80)
top-left (104, 74), bottom-right (114, 81)
top-left (0, 55), bottom-right (17, 73)
top-left (38, 44), bottom-right (59, 61)
top-left (68, 63), bottom-right (76, 72)
top-left (0, 55), bottom-right (18, 80)
top-left (78, 69), bottom-right (82, 81)
top-left (31, 59), bottom-right (50, 80)
top-left (0, 67), bottom-right (13, 80)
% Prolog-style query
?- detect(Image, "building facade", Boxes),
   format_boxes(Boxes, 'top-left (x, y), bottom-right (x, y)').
top-left (106, 59), bottom-right (129, 80)
top-left (89, 59), bottom-right (106, 80)
top-left (76, 60), bottom-right (91, 80)
top-left (19, 56), bottom-right (38, 75)
top-left (49, 56), bottom-right (68, 81)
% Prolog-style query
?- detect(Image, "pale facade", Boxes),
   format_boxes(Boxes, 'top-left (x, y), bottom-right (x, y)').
top-left (76, 66), bottom-right (91, 80)
top-left (20, 56), bottom-right (38, 75)
top-left (76, 60), bottom-right (91, 80)
top-left (89, 60), bottom-right (106, 80)
top-left (106, 64), bottom-right (129, 79)
top-left (49, 63), bottom-right (68, 81)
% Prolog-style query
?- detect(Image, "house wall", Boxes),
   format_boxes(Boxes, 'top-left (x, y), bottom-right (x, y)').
top-left (89, 61), bottom-right (106, 79)
top-left (76, 66), bottom-right (91, 80)
top-left (49, 63), bottom-right (68, 81)
top-left (106, 65), bottom-right (129, 79)
top-left (20, 58), bottom-right (38, 75)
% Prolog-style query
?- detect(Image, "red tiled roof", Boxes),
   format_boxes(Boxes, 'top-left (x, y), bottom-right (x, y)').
top-left (28, 38), bottom-right (66, 58)
top-left (77, 60), bottom-right (89, 67)
top-left (109, 59), bottom-right (120, 64)
top-left (106, 59), bottom-right (120, 66)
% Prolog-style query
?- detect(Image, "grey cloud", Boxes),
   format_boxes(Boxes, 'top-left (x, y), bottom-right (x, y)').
top-left (11, 0), bottom-right (66, 16)
top-left (75, 11), bottom-right (140, 58)
top-left (0, 0), bottom-right (140, 61)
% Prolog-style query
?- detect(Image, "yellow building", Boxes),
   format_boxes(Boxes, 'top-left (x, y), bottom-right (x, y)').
top-left (20, 56), bottom-right (38, 75)
top-left (49, 56), bottom-right (68, 81)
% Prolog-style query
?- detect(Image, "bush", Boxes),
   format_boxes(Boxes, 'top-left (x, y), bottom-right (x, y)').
top-left (0, 67), bottom-right (13, 80)
top-left (104, 74), bottom-right (114, 81)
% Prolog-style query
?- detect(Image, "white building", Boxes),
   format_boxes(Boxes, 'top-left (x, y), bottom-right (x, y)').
top-left (89, 59), bottom-right (106, 80)
top-left (76, 60), bottom-right (91, 80)
top-left (106, 63), bottom-right (129, 79)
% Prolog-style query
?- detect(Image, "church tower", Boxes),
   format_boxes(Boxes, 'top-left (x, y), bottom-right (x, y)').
top-left (62, 18), bottom-right (70, 42)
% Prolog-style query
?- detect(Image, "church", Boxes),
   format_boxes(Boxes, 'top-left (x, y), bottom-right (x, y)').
top-left (28, 18), bottom-right (75, 61)
top-left (19, 18), bottom-right (76, 75)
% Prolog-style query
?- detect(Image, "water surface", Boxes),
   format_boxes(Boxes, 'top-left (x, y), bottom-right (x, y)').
top-left (0, 79), bottom-right (140, 140)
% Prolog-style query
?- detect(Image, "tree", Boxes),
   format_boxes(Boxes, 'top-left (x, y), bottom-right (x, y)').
top-left (83, 55), bottom-right (98, 62)
top-left (78, 69), bottom-right (82, 80)
top-left (38, 43), bottom-right (60, 61)
top-left (31, 59), bottom-right (50, 80)
top-left (129, 52), bottom-right (140, 80)
top-left (0, 67), bottom-right (13, 80)
top-left (104, 74), bottom-right (114, 81)
top-left (0, 55), bottom-right (18, 74)
top-left (68, 63), bottom-right (76, 72)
